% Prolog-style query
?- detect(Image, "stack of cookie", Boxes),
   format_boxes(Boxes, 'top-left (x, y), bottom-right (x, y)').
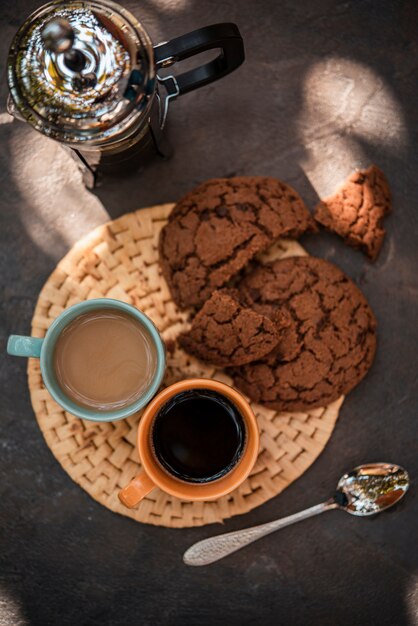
top-left (159, 171), bottom-right (390, 412)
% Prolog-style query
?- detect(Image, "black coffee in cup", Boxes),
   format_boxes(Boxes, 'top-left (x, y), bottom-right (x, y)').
top-left (151, 389), bottom-right (246, 483)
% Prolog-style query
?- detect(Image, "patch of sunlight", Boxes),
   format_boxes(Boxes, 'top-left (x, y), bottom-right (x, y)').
top-left (406, 575), bottom-right (418, 625)
top-left (298, 57), bottom-right (407, 197)
top-left (10, 126), bottom-right (108, 259)
top-left (0, 587), bottom-right (28, 626)
top-left (147, 0), bottom-right (190, 12)
top-left (0, 112), bottom-right (14, 124)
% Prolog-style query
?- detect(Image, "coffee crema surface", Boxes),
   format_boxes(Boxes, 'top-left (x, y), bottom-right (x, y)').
top-left (53, 309), bottom-right (158, 411)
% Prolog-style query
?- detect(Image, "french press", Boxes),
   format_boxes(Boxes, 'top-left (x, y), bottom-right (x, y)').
top-left (7, 0), bottom-right (244, 187)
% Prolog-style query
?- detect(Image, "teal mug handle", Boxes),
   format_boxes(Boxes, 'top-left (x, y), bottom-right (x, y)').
top-left (7, 335), bottom-right (44, 358)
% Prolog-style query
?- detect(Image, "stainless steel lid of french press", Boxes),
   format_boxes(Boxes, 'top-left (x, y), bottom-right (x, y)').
top-left (7, 0), bottom-right (155, 145)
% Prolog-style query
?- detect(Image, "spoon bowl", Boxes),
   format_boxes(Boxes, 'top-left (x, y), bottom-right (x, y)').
top-left (336, 462), bottom-right (409, 516)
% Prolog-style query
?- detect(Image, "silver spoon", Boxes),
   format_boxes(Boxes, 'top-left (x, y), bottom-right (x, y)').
top-left (183, 462), bottom-right (409, 567)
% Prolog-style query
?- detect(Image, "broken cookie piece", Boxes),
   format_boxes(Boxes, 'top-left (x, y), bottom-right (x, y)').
top-left (178, 289), bottom-right (286, 367)
top-left (159, 176), bottom-right (316, 309)
top-left (313, 165), bottom-right (391, 261)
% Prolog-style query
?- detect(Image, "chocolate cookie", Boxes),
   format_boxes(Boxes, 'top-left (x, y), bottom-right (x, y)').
top-left (230, 256), bottom-right (377, 411)
top-left (314, 165), bottom-right (391, 261)
top-left (178, 289), bottom-right (286, 367)
top-left (159, 177), bottom-right (316, 309)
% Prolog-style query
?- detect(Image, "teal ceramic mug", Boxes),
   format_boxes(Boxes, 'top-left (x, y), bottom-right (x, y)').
top-left (7, 298), bottom-right (166, 422)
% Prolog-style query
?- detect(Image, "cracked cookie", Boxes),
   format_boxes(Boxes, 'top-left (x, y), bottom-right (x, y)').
top-left (229, 256), bottom-right (377, 411)
top-left (314, 165), bottom-right (391, 261)
top-left (178, 289), bottom-right (286, 367)
top-left (159, 176), bottom-right (316, 309)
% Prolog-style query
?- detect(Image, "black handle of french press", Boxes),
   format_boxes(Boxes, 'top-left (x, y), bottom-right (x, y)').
top-left (153, 23), bottom-right (244, 96)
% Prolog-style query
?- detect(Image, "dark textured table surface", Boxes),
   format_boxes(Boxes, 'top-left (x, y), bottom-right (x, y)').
top-left (1, 1), bottom-right (417, 625)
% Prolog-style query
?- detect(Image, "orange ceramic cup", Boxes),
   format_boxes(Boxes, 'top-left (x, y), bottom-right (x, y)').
top-left (118, 378), bottom-right (259, 507)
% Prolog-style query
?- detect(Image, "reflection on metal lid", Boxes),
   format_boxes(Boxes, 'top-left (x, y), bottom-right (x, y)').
top-left (8, 0), bottom-right (155, 145)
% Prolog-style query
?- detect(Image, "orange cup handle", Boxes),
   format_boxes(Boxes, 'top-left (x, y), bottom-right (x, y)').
top-left (118, 472), bottom-right (156, 508)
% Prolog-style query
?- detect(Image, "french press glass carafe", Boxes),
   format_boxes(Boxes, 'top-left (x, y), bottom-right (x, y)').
top-left (7, 0), bottom-right (244, 187)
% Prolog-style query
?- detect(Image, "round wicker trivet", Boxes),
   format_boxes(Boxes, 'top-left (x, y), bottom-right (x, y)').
top-left (28, 203), bottom-right (343, 528)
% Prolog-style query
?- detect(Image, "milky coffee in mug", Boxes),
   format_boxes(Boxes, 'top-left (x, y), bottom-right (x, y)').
top-left (7, 299), bottom-right (166, 422)
top-left (53, 308), bottom-right (158, 411)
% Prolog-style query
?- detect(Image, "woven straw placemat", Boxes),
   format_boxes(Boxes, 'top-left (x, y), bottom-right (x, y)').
top-left (28, 203), bottom-right (343, 528)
